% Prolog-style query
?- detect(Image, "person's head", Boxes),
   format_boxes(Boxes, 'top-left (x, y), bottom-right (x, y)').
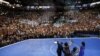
top-left (81, 41), bottom-right (85, 47)
top-left (64, 42), bottom-right (68, 46)
top-left (72, 47), bottom-right (77, 52)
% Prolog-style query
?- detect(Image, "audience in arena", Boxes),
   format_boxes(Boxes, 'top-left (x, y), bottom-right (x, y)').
top-left (0, 10), bottom-right (100, 47)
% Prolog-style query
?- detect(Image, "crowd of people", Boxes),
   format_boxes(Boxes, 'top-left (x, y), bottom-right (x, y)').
top-left (0, 10), bottom-right (100, 47)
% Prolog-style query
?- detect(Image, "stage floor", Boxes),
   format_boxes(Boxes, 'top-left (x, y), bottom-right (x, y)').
top-left (0, 38), bottom-right (100, 56)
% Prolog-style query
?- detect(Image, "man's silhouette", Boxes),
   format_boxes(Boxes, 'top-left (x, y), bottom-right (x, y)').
top-left (79, 42), bottom-right (85, 56)
top-left (63, 42), bottom-right (72, 56)
top-left (57, 41), bottom-right (63, 56)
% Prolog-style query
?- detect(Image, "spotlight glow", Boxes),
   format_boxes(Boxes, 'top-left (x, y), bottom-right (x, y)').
top-left (54, 41), bottom-right (57, 44)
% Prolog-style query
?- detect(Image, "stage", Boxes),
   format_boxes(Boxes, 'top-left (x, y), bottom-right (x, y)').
top-left (0, 38), bottom-right (100, 56)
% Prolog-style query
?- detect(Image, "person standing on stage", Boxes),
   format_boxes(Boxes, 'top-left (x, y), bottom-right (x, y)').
top-left (79, 42), bottom-right (85, 56)
top-left (63, 42), bottom-right (72, 56)
top-left (57, 41), bottom-right (63, 56)
top-left (71, 47), bottom-right (79, 56)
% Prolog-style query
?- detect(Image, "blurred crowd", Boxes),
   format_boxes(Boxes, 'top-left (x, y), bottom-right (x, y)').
top-left (0, 10), bottom-right (100, 47)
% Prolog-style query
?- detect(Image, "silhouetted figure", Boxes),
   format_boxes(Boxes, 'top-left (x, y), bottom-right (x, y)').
top-left (71, 47), bottom-right (79, 56)
top-left (79, 42), bottom-right (85, 56)
top-left (57, 41), bottom-right (63, 56)
top-left (63, 42), bottom-right (72, 56)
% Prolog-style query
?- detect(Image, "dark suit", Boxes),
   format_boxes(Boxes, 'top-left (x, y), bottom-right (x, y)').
top-left (57, 42), bottom-right (63, 56)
